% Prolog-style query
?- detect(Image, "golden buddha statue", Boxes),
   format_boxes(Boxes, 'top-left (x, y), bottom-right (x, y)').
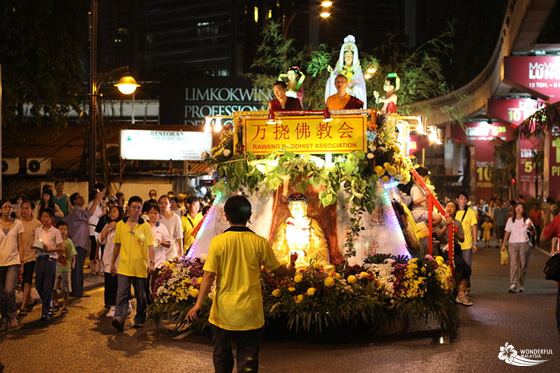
top-left (272, 193), bottom-right (330, 268)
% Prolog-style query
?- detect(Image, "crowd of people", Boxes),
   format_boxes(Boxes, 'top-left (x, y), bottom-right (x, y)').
top-left (0, 181), bottom-right (212, 334)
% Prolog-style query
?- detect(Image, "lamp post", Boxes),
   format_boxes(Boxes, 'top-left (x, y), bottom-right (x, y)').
top-left (282, 1), bottom-right (332, 44)
top-left (89, 0), bottom-right (139, 192)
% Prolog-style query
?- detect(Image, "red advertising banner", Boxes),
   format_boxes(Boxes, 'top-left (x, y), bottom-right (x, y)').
top-left (550, 126), bottom-right (560, 199)
top-left (504, 56), bottom-right (560, 103)
top-left (517, 137), bottom-right (542, 200)
top-left (461, 122), bottom-right (516, 201)
top-left (487, 98), bottom-right (547, 125)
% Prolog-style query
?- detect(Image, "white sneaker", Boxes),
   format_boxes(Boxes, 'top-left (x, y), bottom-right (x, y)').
top-left (456, 294), bottom-right (473, 306)
top-left (127, 301), bottom-right (133, 315)
top-left (508, 285), bottom-right (517, 293)
top-left (106, 306), bottom-right (115, 318)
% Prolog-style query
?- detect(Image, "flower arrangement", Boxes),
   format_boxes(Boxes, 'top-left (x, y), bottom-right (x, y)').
top-left (148, 257), bottom-right (211, 332)
top-left (148, 255), bottom-right (458, 335)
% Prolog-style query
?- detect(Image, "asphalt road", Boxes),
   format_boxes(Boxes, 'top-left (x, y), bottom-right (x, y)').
top-left (1, 242), bottom-right (559, 372)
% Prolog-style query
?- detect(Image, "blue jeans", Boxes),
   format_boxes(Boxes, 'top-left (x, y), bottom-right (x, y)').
top-left (114, 274), bottom-right (147, 324)
top-left (71, 246), bottom-right (87, 296)
top-left (36, 256), bottom-right (57, 318)
top-left (0, 265), bottom-right (20, 318)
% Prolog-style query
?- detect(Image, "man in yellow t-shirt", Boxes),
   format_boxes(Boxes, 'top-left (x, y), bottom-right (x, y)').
top-left (455, 191), bottom-right (478, 296)
top-left (181, 196), bottom-right (203, 254)
top-left (110, 196), bottom-right (155, 331)
top-left (186, 195), bottom-right (296, 372)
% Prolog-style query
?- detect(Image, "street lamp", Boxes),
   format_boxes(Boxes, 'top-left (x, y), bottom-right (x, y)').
top-left (283, 1), bottom-right (333, 43)
top-left (114, 75), bottom-right (140, 95)
top-left (89, 0), bottom-right (139, 193)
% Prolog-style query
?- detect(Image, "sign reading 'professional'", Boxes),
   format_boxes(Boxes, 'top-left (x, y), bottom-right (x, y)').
top-left (160, 77), bottom-right (271, 125)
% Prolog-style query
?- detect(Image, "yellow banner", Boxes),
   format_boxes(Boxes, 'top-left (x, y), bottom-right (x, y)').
top-left (243, 115), bottom-right (367, 154)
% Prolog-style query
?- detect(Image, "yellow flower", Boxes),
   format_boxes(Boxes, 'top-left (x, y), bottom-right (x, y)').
top-left (197, 277), bottom-right (203, 285)
top-left (294, 274), bottom-right (303, 283)
top-left (359, 271), bottom-right (370, 277)
top-left (324, 277), bottom-right (335, 287)
top-left (307, 287), bottom-right (316, 296)
top-left (288, 287), bottom-right (296, 292)
top-left (333, 272), bottom-right (342, 279)
top-left (347, 275), bottom-right (357, 284)
top-left (383, 162), bottom-right (390, 168)
top-left (162, 261), bottom-right (170, 267)
top-left (295, 294), bottom-right (304, 303)
top-left (189, 288), bottom-right (199, 298)
top-left (313, 262), bottom-right (321, 269)
top-left (272, 289), bottom-right (281, 297)
top-left (374, 165), bottom-right (384, 174)
top-left (392, 145), bottom-right (400, 153)
top-left (381, 176), bottom-right (390, 183)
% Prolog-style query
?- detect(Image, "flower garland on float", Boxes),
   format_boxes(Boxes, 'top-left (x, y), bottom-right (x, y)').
top-left (147, 111), bottom-right (457, 335)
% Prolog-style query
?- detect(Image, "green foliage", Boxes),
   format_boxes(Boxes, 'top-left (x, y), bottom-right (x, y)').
top-left (0, 1), bottom-right (88, 138)
top-left (368, 24), bottom-right (455, 114)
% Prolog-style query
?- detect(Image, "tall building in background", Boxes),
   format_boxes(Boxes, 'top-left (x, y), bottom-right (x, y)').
top-left (139, 0), bottom-right (414, 78)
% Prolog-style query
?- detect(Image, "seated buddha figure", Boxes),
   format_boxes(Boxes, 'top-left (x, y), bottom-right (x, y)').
top-left (272, 193), bottom-right (330, 268)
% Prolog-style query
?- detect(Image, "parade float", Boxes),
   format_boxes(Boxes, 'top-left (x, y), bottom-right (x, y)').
top-left (148, 35), bottom-right (458, 337)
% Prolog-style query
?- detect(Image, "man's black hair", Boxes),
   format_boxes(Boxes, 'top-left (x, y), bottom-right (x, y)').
top-left (56, 220), bottom-right (68, 229)
top-left (41, 207), bottom-right (54, 218)
top-left (273, 81), bottom-right (287, 90)
top-left (70, 192), bottom-right (80, 206)
top-left (128, 195), bottom-right (143, 207)
top-left (224, 195), bottom-right (252, 225)
top-left (457, 191), bottom-right (469, 200)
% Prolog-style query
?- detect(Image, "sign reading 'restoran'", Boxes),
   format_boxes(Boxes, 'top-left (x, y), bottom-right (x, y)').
top-left (243, 115), bottom-right (367, 154)
top-left (120, 130), bottom-right (212, 160)
top-left (504, 56), bottom-right (560, 103)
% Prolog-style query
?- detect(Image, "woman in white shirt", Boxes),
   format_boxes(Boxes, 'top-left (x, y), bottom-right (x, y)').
top-left (158, 195), bottom-right (183, 259)
top-left (501, 202), bottom-right (534, 293)
top-left (99, 206), bottom-right (124, 318)
top-left (0, 199), bottom-right (25, 331)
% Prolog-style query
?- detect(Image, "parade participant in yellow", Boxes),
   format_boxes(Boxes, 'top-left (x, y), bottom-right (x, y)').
top-left (272, 193), bottom-right (330, 268)
top-left (181, 196), bottom-right (203, 254)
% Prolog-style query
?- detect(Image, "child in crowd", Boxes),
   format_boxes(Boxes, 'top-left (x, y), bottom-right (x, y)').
top-left (53, 221), bottom-right (77, 314)
top-left (34, 208), bottom-right (64, 321)
top-left (481, 216), bottom-right (494, 248)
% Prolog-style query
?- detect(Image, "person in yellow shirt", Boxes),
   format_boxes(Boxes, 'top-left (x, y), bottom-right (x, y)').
top-left (186, 195), bottom-right (296, 372)
top-left (181, 197), bottom-right (203, 255)
top-left (455, 191), bottom-right (478, 294)
top-left (481, 216), bottom-right (493, 248)
top-left (325, 75), bottom-right (364, 111)
top-left (110, 196), bottom-right (155, 331)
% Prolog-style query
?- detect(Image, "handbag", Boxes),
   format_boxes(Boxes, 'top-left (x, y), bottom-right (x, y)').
top-left (543, 254), bottom-right (560, 282)
top-left (500, 250), bottom-right (508, 265)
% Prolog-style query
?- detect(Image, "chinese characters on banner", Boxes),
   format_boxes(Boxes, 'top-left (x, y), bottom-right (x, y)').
top-left (243, 115), bottom-right (367, 154)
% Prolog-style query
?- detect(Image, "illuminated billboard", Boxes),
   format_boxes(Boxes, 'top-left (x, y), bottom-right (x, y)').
top-left (120, 130), bottom-right (212, 161)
